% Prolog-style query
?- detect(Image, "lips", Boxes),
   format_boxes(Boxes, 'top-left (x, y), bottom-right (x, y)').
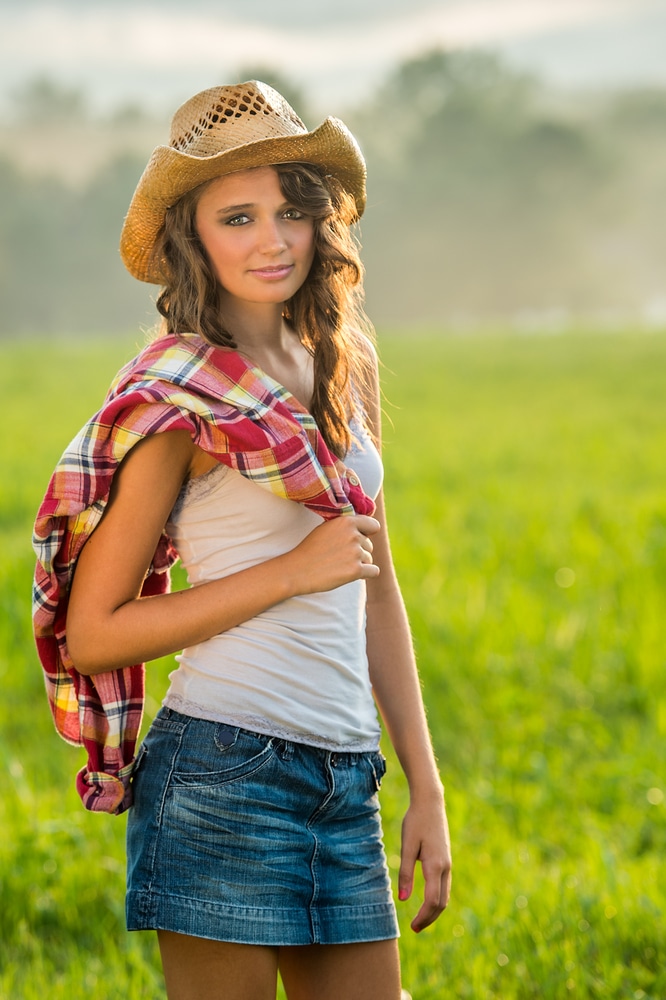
top-left (249, 264), bottom-right (294, 280)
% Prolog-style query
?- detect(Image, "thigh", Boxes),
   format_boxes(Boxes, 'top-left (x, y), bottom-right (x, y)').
top-left (158, 930), bottom-right (279, 1000)
top-left (278, 939), bottom-right (401, 1000)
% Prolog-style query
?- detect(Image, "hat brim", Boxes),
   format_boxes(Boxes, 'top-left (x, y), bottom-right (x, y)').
top-left (120, 116), bottom-right (366, 284)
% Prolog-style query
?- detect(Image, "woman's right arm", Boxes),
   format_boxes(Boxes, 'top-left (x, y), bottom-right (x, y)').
top-left (67, 429), bottom-right (380, 675)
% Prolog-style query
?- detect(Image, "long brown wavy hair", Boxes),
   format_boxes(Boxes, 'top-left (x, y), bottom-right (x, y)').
top-left (152, 162), bottom-right (374, 458)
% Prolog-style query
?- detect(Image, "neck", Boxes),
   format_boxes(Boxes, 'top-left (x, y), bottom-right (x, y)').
top-left (215, 295), bottom-right (313, 407)
top-left (220, 297), bottom-right (287, 355)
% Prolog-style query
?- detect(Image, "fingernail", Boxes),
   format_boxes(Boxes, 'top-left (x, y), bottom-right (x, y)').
top-left (399, 888), bottom-right (408, 901)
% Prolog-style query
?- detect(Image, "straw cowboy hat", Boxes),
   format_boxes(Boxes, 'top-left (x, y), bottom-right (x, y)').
top-left (120, 80), bottom-right (367, 284)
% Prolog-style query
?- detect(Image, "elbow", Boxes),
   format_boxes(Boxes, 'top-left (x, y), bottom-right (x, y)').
top-left (66, 643), bottom-right (108, 677)
top-left (69, 658), bottom-right (111, 677)
top-left (66, 617), bottom-right (114, 676)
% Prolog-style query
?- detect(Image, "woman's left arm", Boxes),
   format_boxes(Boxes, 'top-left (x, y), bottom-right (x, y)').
top-left (360, 343), bottom-right (452, 932)
top-left (366, 491), bottom-right (452, 932)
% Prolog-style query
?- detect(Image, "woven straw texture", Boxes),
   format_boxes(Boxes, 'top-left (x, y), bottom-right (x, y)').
top-left (119, 81), bottom-right (367, 284)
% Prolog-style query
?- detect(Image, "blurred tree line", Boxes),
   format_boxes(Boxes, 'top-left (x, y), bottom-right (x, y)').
top-left (1, 52), bottom-right (666, 335)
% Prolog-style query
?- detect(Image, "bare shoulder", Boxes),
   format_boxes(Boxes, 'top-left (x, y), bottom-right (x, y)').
top-left (348, 328), bottom-right (381, 446)
top-left (350, 328), bottom-right (379, 370)
top-left (79, 430), bottom-right (197, 560)
top-left (68, 430), bottom-right (199, 648)
top-left (109, 429), bottom-right (196, 497)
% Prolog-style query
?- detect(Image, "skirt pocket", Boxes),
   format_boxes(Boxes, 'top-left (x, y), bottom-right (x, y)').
top-left (172, 723), bottom-right (279, 787)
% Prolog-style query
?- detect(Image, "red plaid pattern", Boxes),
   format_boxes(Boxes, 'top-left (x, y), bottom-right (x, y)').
top-left (33, 333), bottom-right (374, 813)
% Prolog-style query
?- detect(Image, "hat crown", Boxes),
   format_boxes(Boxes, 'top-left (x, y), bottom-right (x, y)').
top-left (169, 81), bottom-right (307, 159)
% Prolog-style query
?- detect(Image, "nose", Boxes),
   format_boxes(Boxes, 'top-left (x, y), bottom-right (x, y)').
top-left (258, 219), bottom-right (288, 256)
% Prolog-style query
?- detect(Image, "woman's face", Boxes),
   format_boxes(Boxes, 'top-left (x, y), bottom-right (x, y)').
top-left (194, 166), bottom-right (316, 307)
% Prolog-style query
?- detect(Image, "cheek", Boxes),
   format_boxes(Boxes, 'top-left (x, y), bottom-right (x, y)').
top-left (196, 214), bottom-right (234, 254)
top-left (300, 226), bottom-right (316, 266)
top-left (199, 230), bottom-right (243, 276)
top-left (195, 221), bottom-right (217, 263)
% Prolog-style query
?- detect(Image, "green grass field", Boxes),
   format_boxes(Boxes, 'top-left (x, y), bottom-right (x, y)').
top-left (1, 330), bottom-right (664, 999)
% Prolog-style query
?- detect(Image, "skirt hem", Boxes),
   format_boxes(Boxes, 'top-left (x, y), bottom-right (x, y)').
top-left (126, 890), bottom-right (400, 946)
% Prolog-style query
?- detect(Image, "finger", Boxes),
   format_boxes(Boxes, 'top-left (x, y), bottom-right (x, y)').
top-left (411, 892), bottom-right (444, 933)
top-left (398, 840), bottom-right (417, 904)
top-left (354, 515), bottom-right (381, 536)
top-left (411, 858), bottom-right (452, 933)
top-left (412, 901), bottom-right (442, 933)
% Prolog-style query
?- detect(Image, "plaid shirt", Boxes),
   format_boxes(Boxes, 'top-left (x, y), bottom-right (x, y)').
top-left (33, 332), bottom-right (374, 814)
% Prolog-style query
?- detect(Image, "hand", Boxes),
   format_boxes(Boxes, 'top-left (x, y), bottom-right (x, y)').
top-left (398, 791), bottom-right (452, 932)
top-left (281, 514), bottom-right (381, 595)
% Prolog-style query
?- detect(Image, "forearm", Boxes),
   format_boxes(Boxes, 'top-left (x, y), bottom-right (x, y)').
top-left (367, 577), bottom-right (452, 930)
top-left (69, 489), bottom-right (381, 676)
top-left (70, 553), bottom-right (295, 675)
top-left (366, 582), bottom-right (443, 799)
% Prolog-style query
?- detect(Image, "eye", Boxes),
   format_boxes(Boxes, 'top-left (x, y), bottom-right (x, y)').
top-left (283, 208), bottom-right (305, 220)
top-left (225, 214), bottom-right (251, 226)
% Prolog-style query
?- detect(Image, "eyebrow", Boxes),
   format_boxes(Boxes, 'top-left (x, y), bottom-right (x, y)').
top-left (214, 200), bottom-right (294, 216)
top-left (215, 203), bottom-right (255, 215)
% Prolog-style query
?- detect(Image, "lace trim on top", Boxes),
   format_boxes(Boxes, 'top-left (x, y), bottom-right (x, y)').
top-left (163, 693), bottom-right (380, 752)
top-left (170, 462), bottom-right (229, 520)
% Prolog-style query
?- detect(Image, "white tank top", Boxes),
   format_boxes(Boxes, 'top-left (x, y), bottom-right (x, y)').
top-left (162, 420), bottom-right (384, 750)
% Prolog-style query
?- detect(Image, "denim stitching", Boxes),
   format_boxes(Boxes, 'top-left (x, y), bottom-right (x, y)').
top-left (305, 751), bottom-right (338, 944)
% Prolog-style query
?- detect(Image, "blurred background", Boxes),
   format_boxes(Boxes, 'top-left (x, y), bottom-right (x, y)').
top-left (1, 0), bottom-right (666, 335)
top-left (2, 4), bottom-right (666, 997)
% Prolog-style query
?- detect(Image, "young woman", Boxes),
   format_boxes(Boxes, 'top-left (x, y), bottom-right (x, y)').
top-left (33, 81), bottom-right (451, 1000)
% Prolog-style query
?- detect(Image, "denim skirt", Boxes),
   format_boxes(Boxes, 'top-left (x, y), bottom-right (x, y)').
top-left (126, 707), bottom-right (399, 946)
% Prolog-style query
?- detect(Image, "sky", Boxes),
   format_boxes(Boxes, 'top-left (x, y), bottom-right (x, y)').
top-left (1, 0), bottom-right (666, 116)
